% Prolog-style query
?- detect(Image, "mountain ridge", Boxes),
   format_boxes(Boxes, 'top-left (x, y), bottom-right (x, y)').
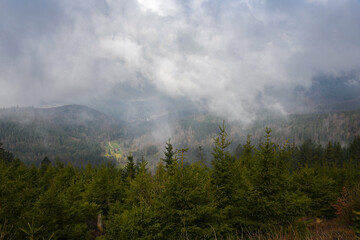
top-left (1, 104), bottom-right (360, 166)
top-left (0, 104), bottom-right (113, 125)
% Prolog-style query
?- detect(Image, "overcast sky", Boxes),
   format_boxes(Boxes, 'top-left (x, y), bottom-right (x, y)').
top-left (1, 0), bottom-right (360, 122)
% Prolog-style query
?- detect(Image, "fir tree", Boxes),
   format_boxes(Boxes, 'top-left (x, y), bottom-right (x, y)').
top-left (292, 165), bottom-right (337, 217)
top-left (125, 154), bottom-right (136, 180)
top-left (196, 145), bottom-right (206, 163)
top-left (210, 121), bottom-right (235, 234)
top-left (350, 136), bottom-right (360, 164)
top-left (162, 139), bottom-right (175, 170)
top-left (211, 121), bottom-right (233, 205)
top-left (236, 128), bottom-right (310, 229)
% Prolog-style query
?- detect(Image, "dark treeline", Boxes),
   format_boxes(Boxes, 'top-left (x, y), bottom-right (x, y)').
top-left (1, 124), bottom-right (360, 239)
top-left (0, 120), bottom-right (110, 166)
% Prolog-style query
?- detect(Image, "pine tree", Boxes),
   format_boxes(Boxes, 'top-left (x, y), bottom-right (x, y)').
top-left (135, 155), bottom-right (146, 174)
top-left (242, 135), bottom-right (255, 167)
top-left (298, 139), bottom-right (316, 166)
top-left (40, 156), bottom-right (51, 173)
top-left (0, 142), bottom-right (4, 161)
top-left (107, 156), bottom-right (161, 239)
top-left (210, 121), bottom-right (235, 234)
top-left (292, 165), bottom-right (337, 217)
top-left (324, 141), bottom-right (336, 166)
top-left (196, 145), bottom-right (206, 163)
top-left (162, 139), bottom-right (175, 169)
top-left (125, 154), bottom-right (136, 180)
top-left (350, 136), bottom-right (360, 164)
top-left (161, 150), bottom-right (216, 239)
top-left (229, 135), bottom-right (254, 231)
top-left (237, 128), bottom-right (310, 229)
top-left (211, 121), bottom-right (233, 205)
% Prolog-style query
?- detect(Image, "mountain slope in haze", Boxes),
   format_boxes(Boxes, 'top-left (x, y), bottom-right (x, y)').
top-left (121, 109), bottom-right (360, 167)
top-left (246, 110), bottom-right (360, 146)
top-left (293, 72), bottom-right (360, 113)
top-left (0, 105), bottom-right (121, 165)
top-left (1, 103), bottom-right (360, 167)
top-left (0, 104), bottom-right (113, 127)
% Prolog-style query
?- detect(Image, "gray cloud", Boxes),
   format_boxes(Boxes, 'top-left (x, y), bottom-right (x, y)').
top-left (0, 0), bottom-right (360, 122)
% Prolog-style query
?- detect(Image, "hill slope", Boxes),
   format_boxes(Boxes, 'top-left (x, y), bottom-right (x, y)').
top-left (1, 104), bottom-right (360, 166)
top-left (119, 110), bottom-right (360, 166)
top-left (0, 105), bottom-right (120, 165)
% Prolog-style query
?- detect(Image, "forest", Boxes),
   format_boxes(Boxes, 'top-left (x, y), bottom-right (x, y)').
top-left (1, 123), bottom-right (360, 239)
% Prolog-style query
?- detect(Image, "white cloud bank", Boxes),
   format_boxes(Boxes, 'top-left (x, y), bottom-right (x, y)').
top-left (0, 0), bottom-right (360, 122)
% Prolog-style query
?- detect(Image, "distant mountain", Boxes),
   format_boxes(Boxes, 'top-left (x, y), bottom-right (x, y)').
top-left (1, 103), bottom-right (360, 167)
top-left (245, 110), bottom-right (360, 146)
top-left (295, 72), bottom-right (360, 113)
top-left (0, 105), bottom-right (121, 165)
top-left (0, 104), bottom-right (113, 126)
top-left (120, 109), bottom-right (360, 167)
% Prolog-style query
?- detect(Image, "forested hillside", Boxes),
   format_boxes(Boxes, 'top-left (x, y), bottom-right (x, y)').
top-left (0, 105), bottom-right (121, 165)
top-left (2, 0), bottom-right (360, 238)
top-left (247, 110), bottom-right (360, 146)
top-left (124, 109), bottom-right (360, 167)
top-left (1, 124), bottom-right (360, 239)
top-left (2, 105), bottom-right (360, 168)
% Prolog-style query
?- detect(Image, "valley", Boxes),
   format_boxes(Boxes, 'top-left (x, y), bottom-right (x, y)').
top-left (1, 104), bottom-right (360, 168)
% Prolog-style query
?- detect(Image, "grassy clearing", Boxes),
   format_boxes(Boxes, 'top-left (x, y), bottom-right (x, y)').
top-left (109, 141), bottom-right (120, 150)
top-left (219, 219), bottom-right (357, 240)
top-left (104, 141), bottom-right (122, 161)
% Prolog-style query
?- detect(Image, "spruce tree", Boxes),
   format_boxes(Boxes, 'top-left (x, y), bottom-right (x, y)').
top-left (324, 141), bottom-right (336, 166)
top-left (160, 150), bottom-right (216, 239)
top-left (292, 165), bottom-right (337, 217)
top-left (196, 145), bottom-right (206, 163)
top-left (242, 135), bottom-right (255, 167)
top-left (238, 128), bottom-right (310, 229)
top-left (211, 121), bottom-right (233, 205)
top-left (40, 156), bottom-right (51, 173)
top-left (350, 136), bottom-right (360, 164)
top-left (210, 121), bottom-right (235, 234)
top-left (125, 154), bottom-right (136, 180)
top-left (162, 139), bottom-right (175, 169)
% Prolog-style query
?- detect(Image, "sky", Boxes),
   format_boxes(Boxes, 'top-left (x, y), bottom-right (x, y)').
top-left (0, 0), bottom-right (360, 122)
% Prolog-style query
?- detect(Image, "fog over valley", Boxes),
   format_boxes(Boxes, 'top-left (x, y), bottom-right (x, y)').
top-left (1, 0), bottom-right (360, 123)
top-left (3, 1), bottom-right (360, 239)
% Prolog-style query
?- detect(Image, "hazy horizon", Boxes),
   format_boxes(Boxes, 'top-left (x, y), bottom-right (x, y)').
top-left (1, 0), bottom-right (360, 122)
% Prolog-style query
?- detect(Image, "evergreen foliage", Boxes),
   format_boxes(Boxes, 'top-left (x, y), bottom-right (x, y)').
top-left (350, 136), bottom-right (360, 163)
top-left (211, 121), bottom-right (233, 205)
top-left (353, 210), bottom-right (360, 237)
top-left (125, 154), bottom-right (136, 180)
top-left (162, 139), bottom-right (175, 169)
top-left (1, 127), bottom-right (360, 239)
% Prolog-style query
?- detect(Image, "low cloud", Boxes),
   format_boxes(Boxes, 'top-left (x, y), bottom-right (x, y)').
top-left (1, 0), bottom-right (360, 122)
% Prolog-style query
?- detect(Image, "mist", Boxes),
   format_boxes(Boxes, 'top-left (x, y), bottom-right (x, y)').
top-left (1, 0), bottom-right (360, 123)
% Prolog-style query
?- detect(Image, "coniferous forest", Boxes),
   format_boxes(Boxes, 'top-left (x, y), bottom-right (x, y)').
top-left (2, 0), bottom-right (360, 239)
top-left (1, 123), bottom-right (360, 239)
